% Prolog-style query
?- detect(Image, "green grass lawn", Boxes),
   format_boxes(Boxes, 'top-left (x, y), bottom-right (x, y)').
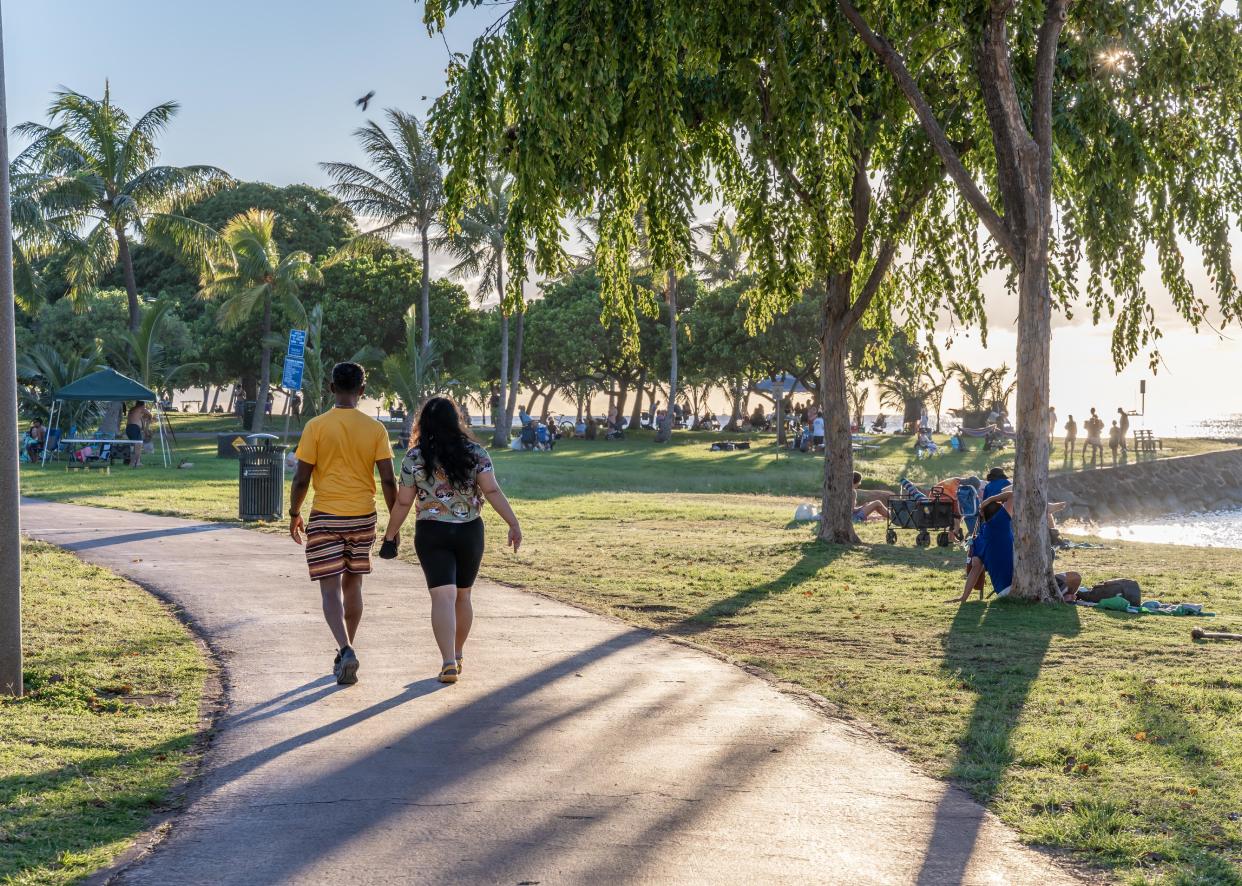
top-left (18, 431), bottom-right (1242, 883)
top-left (0, 541), bottom-right (209, 886)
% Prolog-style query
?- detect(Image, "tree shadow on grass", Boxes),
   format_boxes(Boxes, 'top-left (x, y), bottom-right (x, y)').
top-left (915, 598), bottom-right (1081, 885)
top-left (667, 537), bottom-right (848, 636)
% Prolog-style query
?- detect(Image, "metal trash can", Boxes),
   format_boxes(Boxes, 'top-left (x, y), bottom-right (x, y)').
top-left (238, 435), bottom-right (286, 522)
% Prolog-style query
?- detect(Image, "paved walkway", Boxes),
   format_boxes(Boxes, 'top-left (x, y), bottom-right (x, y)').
top-left (22, 500), bottom-right (1081, 886)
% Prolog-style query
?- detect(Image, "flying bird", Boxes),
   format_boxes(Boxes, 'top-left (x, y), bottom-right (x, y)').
top-left (355, 90), bottom-right (376, 111)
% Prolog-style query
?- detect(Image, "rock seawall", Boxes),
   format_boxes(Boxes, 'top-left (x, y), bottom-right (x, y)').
top-left (1047, 448), bottom-right (1242, 523)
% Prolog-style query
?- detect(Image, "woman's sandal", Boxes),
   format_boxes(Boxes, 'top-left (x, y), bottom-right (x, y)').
top-left (438, 663), bottom-right (459, 684)
top-left (455, 656), bottom-right (463, 675)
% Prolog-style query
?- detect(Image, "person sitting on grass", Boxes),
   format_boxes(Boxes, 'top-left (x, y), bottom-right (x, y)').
top-left (946, 487), bottom-right (1079, 603)
top-left (852, 471), bottom-right (890, 522)
top-left (24, 418), bottom-right (46, 462)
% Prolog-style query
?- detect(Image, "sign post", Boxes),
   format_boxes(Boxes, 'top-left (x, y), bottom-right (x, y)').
top-left (281, 330), bottom-right (306, 446)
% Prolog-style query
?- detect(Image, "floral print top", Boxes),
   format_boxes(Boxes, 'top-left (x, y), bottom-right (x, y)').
top-left (399, 442), bottom-right (494, 522)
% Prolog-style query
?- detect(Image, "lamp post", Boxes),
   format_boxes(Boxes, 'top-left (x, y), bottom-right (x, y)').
top-left (0, 0), bottom-right (24, 697)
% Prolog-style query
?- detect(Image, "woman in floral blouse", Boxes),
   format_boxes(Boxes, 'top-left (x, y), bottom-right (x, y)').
top-left (381, 397), bottom-right (521, 683)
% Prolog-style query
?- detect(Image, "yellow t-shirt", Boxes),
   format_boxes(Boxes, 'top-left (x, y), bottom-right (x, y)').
top-left (294, 408), bottom-right (393, 516)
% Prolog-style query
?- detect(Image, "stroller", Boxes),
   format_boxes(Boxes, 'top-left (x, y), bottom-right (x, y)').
top-left (885, 484), bottom-right (957, 547)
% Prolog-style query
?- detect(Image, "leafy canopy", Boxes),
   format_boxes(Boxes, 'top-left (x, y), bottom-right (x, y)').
top-left (427, 1), bottom-right (1242, 367)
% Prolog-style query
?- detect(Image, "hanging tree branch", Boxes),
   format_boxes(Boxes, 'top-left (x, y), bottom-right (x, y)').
top-left (834, 0), bottom-right (1021, 264)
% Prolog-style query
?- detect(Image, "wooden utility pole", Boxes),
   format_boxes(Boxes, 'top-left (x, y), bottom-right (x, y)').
top-left (0, 0), bottom-right (25, 697)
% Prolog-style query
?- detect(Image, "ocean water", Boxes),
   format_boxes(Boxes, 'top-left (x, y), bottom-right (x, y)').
top-left (1064, 508), bottom-right (1242, 549)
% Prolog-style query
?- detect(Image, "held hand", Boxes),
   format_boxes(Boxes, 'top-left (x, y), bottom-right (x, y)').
top-left (289, 514), bottom-right (305, 545)
top-left (378, 536), bottom-right (399, 560)
top-left (508, 523), bottom-right (522, 553)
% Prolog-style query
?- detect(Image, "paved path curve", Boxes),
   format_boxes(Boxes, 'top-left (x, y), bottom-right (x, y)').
top-left (22, 500), bottom-right (1082, 886)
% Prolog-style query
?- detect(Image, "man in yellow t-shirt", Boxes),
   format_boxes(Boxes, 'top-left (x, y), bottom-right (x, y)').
top-left (289, 362), bottom-right (397, 686)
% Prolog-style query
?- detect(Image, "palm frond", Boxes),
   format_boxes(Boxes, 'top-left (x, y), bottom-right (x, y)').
top-left (217, 284), bottom-right (269, 330)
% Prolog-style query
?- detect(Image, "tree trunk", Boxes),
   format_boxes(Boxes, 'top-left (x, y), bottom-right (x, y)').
top-left (1009, 250), bottom-right (1056, 601)
top-left (252, 295), bottom-right (272, 434)
top-left (655, 272), bottom-right (679, 443)
top-left (541, 386), bottom-right (556, 420)
top-left (210, 386), bottom-right (222, 412)
top-left (419, 225), bottom-right (432, 359)
top-left (727, 374), bottom-right (744, 430)
top-left (525, 384), bottom-right (543, 416)
top-left (115, 226), bottom-right (141, 333)
top-left (491, 253), bottom-right (509, 448)
top-left (200, 387), bottom-right (210, 412)
top-left (614, 375), bottom-right (630, 423)
top-left (775, 390), bottom-right (786, 446)
top-left (503, 304), bottom-right (525, 437)
top-left (818, 309), bottom-right (859, 544)
top-left (629, 368), bottom-right (647, 430)
top-left (493, 312), bottom-right (510, 447)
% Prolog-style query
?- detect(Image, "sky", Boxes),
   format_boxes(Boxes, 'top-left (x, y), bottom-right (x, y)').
top-left (5, 1), bottom-right (1240, 433)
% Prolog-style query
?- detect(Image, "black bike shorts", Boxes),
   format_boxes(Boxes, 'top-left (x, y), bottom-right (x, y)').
top-left (413, 517), bottom-right (485, 589)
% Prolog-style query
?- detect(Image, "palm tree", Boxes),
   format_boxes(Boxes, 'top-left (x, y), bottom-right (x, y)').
top-left (17, 342), bottom-right (106, 430)
top-left (9, 145), bottom-right (80, 312)
top-left (382, 306), bottom-right (444, 438)
top-left (692, 216), bottom-right (747, 286)
top-left (877, 371), bottom-right (933, 432)
top-left (15, 84), bottom-right (229, 330)
top-left (321, 110), bottom-right (443, 358)
top-left (948, 362), bottom-right (1018, 418)
top-left (438, 172), bottom-right (520, 448)
top-left (845, 374), bottom-right (869, 432)
top-left (109, 299), bottom-right (204, 398)
top-left (200, 209), bottom-right (322, 433)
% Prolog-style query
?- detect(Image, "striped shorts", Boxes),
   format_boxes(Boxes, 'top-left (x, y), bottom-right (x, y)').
top-left (305, 511), bottom-right (377, 581)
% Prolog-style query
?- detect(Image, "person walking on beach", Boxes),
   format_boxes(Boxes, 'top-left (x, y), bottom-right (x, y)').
top-left (288, 362), bottom-right (398, 686)
top-left (1063, 414), bottom-right (1077, 462)
top-left (1108, 420), bottom-right (1121, 466)
top-left (1117, 407), bottom-right (1130, 459)
top-left (125, 401), bottom-right (151, 468)
top-left (379, 397), bottom-right (522, 684)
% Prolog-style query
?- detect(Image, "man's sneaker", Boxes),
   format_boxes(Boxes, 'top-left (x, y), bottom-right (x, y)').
top-left (336, 647), bottom-right (359, 685)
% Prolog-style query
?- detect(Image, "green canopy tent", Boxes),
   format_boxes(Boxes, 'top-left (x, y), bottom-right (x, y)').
top-left (43, 369), bottom-right (169, 467)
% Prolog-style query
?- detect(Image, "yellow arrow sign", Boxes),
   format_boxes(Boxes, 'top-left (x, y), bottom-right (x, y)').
top-left (231, 436), bottom-right (247, 451)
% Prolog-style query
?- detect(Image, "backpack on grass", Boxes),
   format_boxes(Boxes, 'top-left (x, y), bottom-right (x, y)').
top-left (1079, 578), bottom-right (1141, 606)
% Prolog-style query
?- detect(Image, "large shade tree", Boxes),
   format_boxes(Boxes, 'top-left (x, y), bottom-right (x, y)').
top-left (426, 1), bottom-right (979, 543)
top-left (15, 84), bottom-right (229, 331)
top-left (832, 0), bottom-right (1242, 596)
top-left (322, 110), bottom-right (444, 358)
top-left (429, 0), bottom-right (1242, 595)
top-left (200, 209), bottom-right (322, 433)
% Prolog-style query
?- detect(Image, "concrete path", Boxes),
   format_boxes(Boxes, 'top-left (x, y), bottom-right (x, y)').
top-left (22, 500), bottom-right (1082, 886)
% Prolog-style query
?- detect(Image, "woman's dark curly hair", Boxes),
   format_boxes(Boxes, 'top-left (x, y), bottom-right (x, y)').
top-left (413, 397), bottom-right (479, 490)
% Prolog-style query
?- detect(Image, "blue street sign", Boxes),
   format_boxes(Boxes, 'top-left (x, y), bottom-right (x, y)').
top-left (286, 329), bottom-right (307, 360)
top-left (282, 357), bottom-right (305, 392)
